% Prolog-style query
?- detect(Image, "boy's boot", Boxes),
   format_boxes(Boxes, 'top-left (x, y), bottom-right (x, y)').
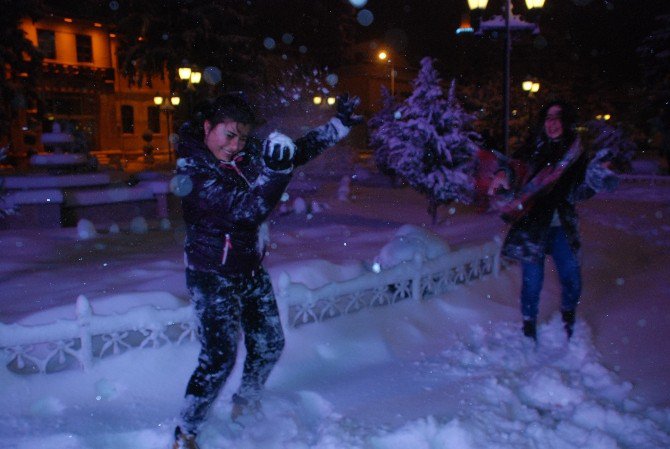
top-left (522, 318), bottom-right (537, 341)
top-left (561, 309), bottom-right (576, 339)
top-left (173, 426), bottom-right (199, 449)
top-left (231, 393), bottom-right (262, 422)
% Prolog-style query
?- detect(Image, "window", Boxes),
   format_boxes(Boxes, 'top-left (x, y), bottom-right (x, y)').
top-left (121, 105), bottom-right (134, 134)
top-left (75, 34), bottom-right (93, 63)
top-left (148, 106), bottom-right (161, 134)
top-left (37, 29), bottom-right (56, 59)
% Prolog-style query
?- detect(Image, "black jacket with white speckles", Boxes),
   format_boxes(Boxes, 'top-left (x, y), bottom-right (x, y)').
top-left (176, 117), bottom-right (350, 274)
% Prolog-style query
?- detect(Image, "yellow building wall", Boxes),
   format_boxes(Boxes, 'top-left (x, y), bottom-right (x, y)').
top-left (18, 17), bottom-right (174, 158)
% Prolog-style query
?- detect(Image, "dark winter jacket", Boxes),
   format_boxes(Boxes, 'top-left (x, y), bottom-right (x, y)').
top-left (501, 135), bottom-right (617, 264)
top-left (176, 118), bottom-right (350, 274)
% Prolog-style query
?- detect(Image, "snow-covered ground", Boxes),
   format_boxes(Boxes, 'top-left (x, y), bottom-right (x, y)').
top-left (1, 156), bottom-right (669, 449)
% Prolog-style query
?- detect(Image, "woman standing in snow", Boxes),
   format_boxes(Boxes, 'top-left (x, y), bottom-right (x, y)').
top-left (172, 93), bottom-right (361, 449)
top-left (489, 100), bottom-right (617, 342)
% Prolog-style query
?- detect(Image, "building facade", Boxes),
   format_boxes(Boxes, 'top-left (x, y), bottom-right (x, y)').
top-left (12, 15), bottom-right (173, 164)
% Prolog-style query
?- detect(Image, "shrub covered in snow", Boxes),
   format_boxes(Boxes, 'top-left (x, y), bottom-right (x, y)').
top-left (374, 224), bottom-right (450, 269)
top-left (586, 120), bottom-right (637, 173)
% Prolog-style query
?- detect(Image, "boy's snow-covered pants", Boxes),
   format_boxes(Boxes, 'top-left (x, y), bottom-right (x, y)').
top-left (180, 267), bottom-right (285, 435)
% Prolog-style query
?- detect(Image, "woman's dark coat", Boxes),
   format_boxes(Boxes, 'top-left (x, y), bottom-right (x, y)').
top-left (501, 136), bottom-right (617, 264)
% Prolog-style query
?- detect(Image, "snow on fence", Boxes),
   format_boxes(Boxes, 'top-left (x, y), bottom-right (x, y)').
top-left (278, 240), bottom-right (502, 327)
top-left (0, 239), bottom-right (501, 375)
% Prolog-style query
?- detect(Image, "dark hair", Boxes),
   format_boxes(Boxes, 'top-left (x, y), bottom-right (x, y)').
top-left (200, 94), bottom-right (256, 126)
top-left (185, 94), bottom-right (256, 140)
top-left (536, 99), bottom-right (578, 142)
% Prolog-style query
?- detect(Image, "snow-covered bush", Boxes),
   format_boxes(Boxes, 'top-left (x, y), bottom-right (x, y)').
top-left (586, 120), bottom-right (637, 173)
top-left (374, 224), bottom-right (450, 269)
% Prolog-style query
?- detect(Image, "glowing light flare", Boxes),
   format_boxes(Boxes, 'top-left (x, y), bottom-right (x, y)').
top-left (178, 67), bottom-right (191, 81)
top-left (190, 71), bottom-right (202, 84)
top-left (467, 0), bottom-right (489, 10)
top-left (357, 9), bottom-right (374, 26)
top-left (525, 0), bottom-right (546, 9)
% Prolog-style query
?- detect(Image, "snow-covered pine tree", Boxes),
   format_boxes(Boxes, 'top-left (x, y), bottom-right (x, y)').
top-left (586, 120), bottom-right (637, 173)
top-left (368, 85), bottom-right (401, 182)
top-left (384, 57), bottom-right (480, 223)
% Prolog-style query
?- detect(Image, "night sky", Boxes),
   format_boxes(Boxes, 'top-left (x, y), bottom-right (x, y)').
top-left (356, 0), bottom-right (669, 82)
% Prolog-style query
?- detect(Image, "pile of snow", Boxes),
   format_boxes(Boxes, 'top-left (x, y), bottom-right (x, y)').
top-left (374, 224), bottom-right (451, 269)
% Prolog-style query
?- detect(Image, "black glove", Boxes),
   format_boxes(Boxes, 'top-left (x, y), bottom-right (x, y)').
top-left (262, 131), bottom-right (296, 171)
top-left (335, 93), bottom-right (364, 127)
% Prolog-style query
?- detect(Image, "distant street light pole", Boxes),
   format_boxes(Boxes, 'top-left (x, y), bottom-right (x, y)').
top-left (153, 95), bottom-right (181, 164)
top-left (377, 50), bottom-right (395, 97)
top-left (178, 64), bottom-right (202, 116)
top-left (522, 78), bottom-right (540, 128)
top-left (463, 0), bottom-right (545, 154)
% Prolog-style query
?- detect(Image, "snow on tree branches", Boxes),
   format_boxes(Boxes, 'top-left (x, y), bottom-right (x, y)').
top-left (368, 85), bottom-right (401, 180)
top-left (369, 57), bottom-right (481, 223)
top-left (586, 119), bottom-right (637, 173)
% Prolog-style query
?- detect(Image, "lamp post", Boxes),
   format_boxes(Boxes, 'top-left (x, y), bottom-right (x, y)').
top-left (463, 0), bottom-right (545, 154)
top-left (312, 96), bottom-right (337, 107)
top-left (377, 50), bottom-right (395, 97)
top-left (153, 95), bottom-right (180, 164)
top-left (178, 64), bottom-right (202, 116)
top-left (522, 78), bottom-right (540, 129)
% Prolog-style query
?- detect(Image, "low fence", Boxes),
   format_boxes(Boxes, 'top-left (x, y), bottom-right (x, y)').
top-left (0, 239), bottom-right (502, 375)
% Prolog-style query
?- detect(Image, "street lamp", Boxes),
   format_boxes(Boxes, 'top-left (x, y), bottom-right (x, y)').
top-left (153, 95), bottom-right (180, 164)
top-left (178, 66), bottom-right (192, 82)
top-left (377, 50), bottom-right (395, 97)
top-left (522, 78), bottom-right (540, 130)
top-left (463, 0), bottom-right (546, 154)
top-left (312, 96), bottom-right (337, 107)
top-left (178, 64), bottom-right (202, 115)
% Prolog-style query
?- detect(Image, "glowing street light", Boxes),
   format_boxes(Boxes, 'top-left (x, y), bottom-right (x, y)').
top-left (461, 0), bottom-right (546, 154)
top-left (522, 80), bottom-right (540, 94)
top-left (522, 79), bottom-right (540, 127)
top-left (189, 71), bottom-right (202, 85)
top-left (153, 94), bottom-right (181, 164)
top-left (377, 50), bottom-right (395, 96)
top-left (178, 66), bottom-right (192, 81)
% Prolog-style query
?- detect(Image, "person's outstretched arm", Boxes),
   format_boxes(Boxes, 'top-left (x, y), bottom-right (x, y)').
top-left (292, 93), bottom-right (364, 167)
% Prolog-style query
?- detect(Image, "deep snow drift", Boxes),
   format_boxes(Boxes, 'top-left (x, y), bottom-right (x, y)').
top-left (1, 158), bottom-right (669, 448)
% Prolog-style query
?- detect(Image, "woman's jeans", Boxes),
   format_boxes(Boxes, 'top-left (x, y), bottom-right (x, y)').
top-left (180, 267), bottom-right (285, 435)
top-left (520, 226), bottom-right (581, 321)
